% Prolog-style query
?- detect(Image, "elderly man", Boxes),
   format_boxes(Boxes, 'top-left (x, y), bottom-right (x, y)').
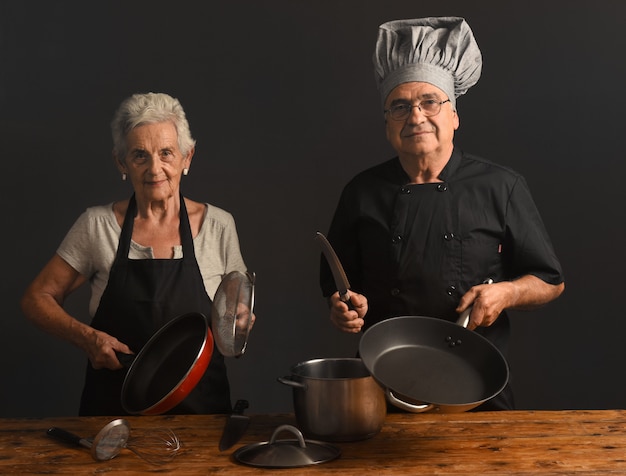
top-left (320, 17), bottom-right (564, 410)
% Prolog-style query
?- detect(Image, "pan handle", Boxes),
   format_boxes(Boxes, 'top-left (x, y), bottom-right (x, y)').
top-left (115, 351), bottom-right (135, 368)
top-left (277, 376), bottom-right (307, 390)
top-left (456, 278), bottom-right (494, 328)
top-left (385, 389), bottom-right (434, 413)
top-left (456, 306), bottom-right (473, 329)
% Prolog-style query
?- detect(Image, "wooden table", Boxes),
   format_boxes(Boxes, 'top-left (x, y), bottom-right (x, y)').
top-left (2, 410), bottom-right (626, 474)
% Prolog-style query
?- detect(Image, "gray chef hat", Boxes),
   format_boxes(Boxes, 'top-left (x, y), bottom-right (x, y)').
top-left (373, 17), bottom-right (482, 109)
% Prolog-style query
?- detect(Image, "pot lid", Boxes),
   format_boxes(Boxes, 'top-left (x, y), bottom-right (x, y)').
top-left (212, 270), bottom-right (255, 357)
top-left (233, 425), bottom-right (340, 468)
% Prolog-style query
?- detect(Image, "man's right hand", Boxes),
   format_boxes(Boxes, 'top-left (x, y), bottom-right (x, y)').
top-left (328, 291), bottom-right (368, 333)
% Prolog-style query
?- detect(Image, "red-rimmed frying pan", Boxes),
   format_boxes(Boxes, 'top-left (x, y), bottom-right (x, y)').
top-left (359, 314), bottom-right (509, 413)
top-left (119, 312), bottom-right (213, 415)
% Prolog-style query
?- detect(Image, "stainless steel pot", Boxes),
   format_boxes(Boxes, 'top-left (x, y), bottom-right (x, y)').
top-left (278, 358), bottom-right (386, 442)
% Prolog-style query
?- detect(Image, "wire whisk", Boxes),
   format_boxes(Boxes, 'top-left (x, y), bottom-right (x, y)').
top-left (125, 427), bottom-right (182, 465)
top-left (47, 420), bottom-right (182, 465)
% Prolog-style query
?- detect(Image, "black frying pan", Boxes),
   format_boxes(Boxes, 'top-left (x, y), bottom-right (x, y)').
top-left (359, 315), bottom-right (509, 413)
top-left (119, 312), bottom-right (213, 415)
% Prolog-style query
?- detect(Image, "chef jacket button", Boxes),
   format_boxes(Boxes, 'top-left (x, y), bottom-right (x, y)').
top-left (437, 183), bottom-right (448, 192)
top-left (390, 288), bottom-right (400, 296)
top-left (444, 232), bottom-right (455, 241)
top-left (400, 187), bottom-right (411, 194)
top-left (392, 235), bottom-right (403, 244)
top-left (446, 285), bottom-right (456, 296)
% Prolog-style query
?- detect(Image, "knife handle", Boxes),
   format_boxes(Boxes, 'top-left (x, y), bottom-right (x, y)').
top-left (339, 291), bottom-right (355, 311)
top-left (232, 399), bottom-right (249, 415)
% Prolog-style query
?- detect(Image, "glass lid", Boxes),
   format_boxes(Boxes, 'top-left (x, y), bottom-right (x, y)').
top-left (212, 270), bottom-right (255, 357)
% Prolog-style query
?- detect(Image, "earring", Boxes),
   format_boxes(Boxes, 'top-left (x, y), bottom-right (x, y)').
top-left (121, 173), bottom-right (127, 181)
top-left (183, 168), bottom-right (189, 176)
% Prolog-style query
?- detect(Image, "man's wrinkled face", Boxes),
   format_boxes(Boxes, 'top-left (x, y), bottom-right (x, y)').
top-left (384, 82), bottom-right (459, 159)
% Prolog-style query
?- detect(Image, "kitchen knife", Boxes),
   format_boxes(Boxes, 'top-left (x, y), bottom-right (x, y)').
top-left (315, 232), bottom-right (353, 308)
top-left (219, 399), bottom-right (250, 451)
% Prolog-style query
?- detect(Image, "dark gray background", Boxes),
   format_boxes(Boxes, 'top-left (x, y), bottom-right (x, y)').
top-left (1, 1), bottom-right (624, 417)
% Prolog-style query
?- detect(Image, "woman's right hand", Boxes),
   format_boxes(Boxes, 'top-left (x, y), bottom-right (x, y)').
top-left (21, 254), bottom-right (134, 370)
top-left (83, 328), bottom-right (133, 370)
top-left (328, 290), bottom-right (368, 333)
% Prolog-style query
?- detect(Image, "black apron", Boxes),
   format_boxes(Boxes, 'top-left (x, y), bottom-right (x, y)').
top-left (79, 194), bottom-right (231, 416)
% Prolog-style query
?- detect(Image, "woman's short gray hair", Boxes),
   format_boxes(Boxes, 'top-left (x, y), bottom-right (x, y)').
top-left (111, 92), bottom-right (196, 160)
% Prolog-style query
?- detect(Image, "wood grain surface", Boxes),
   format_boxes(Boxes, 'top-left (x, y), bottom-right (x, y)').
top-left (2, 410), bottom-right (626, 474)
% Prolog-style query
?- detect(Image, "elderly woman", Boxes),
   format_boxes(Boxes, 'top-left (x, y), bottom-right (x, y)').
top-left (21, 92), bottom-right (248, 416)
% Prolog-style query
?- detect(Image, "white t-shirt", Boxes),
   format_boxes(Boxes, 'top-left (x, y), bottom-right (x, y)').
top-left (57, 202), bottom-right (247, 317)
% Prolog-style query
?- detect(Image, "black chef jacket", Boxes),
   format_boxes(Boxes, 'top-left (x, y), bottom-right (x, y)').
top-left (321, 148), bottom-right (564, 410)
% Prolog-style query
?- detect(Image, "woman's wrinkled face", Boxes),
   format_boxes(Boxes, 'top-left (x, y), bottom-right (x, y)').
top-left (384, 82), bottom-right (459, 159)
top-left (117, 121), bottom-right (192, 202)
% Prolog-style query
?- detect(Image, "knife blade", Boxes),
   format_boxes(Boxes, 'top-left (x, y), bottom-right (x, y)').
top-left (315, 231), bottom-right (353, 307)
top-left (219, 399), bottom-right (250, 451)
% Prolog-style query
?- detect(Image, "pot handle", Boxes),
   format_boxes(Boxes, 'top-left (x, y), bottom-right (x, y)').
top-left (385, 388), bottom-right (434, 413)
top-left (277, 376), bottom-right (307, 390)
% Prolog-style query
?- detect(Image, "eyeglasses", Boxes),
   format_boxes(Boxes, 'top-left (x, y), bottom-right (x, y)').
top-left (384, 99), bottom-right (451, 121)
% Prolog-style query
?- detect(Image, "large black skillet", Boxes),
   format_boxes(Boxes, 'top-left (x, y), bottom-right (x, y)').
top-left (359, 314), bottom-right (509, 413)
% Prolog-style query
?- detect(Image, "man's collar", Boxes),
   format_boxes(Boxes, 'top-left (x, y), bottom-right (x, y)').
top-left (392, 147), bottom-right (462, 183)
top-left (438, 147), bottom-right (462, 181)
